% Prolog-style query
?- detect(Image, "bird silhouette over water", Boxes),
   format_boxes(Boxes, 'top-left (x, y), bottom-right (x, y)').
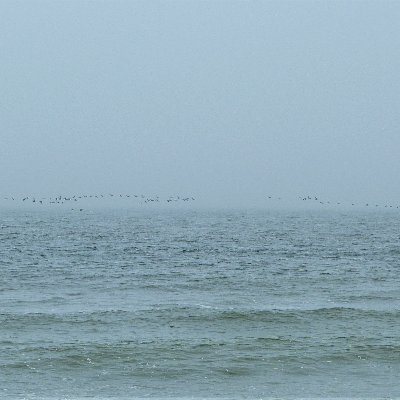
top-left (266, 195), bottom-right (399, 210)
top-left (1, 192), bottom-right (197, 209)
top-left (1, 192), bottom-right (399, 210)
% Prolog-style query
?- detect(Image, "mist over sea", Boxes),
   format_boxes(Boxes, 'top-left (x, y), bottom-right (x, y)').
top-left (1, 208), bottom-right (400, 399)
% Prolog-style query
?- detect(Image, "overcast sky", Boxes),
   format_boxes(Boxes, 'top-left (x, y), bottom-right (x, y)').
top-left (1, 0), bottom-right (399, 207)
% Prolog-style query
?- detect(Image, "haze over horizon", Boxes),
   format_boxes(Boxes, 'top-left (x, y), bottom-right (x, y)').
top-left (1, 0), bottom-right (400, 207)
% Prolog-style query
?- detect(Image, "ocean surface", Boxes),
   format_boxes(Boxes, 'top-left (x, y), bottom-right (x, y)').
top-left (1, 208), bottom-right (400, 399)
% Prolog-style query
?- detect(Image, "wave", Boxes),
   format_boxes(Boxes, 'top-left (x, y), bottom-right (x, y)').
top-left (2, 305), bottom-right (399, 322)
top-left (3, 336), bottom-right (400, 372)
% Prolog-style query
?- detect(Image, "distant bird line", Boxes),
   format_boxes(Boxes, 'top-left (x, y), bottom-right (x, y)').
top-left (267, 195), bottom-right (400, 209)
top-left (1, 193), bottom-right (399, 210)
top-left (0, 193), bottom-right (195, 210)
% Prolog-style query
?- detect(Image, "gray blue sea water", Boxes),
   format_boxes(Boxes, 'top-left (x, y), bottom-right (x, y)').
top-left (1, 208), bottom-right (400, 399)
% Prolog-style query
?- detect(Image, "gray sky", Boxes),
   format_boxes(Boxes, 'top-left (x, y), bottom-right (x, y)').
top-left (1, 0), bottom-right (400, 207)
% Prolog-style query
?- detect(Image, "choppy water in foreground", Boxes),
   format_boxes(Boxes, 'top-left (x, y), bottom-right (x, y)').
top-left (1, 208), bottom-right (400, 399)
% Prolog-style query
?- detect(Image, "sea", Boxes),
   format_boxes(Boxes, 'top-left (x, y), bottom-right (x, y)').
top-left (1, 207), bottom-right (400, 399)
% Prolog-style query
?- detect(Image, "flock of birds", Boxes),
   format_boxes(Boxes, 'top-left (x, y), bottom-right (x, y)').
top-left (267, 195), bottom-right (400, 209)
top-left (0, 193), bottom-right (195, 210)
top-left (1, 193), bottom-right (399, 210)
